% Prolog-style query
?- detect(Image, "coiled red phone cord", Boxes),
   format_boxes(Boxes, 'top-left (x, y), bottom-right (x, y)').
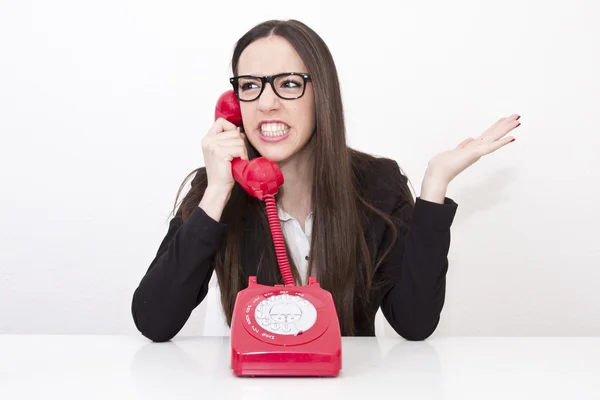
top-left (263, 194), bottom-right (296, 287)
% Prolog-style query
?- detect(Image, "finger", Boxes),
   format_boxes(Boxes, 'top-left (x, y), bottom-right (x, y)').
top-left (211, 129), bottom-right (245, 140)
top-left (217, 144), bottom-right (249, 161)
top-left (482, 114), bottom-right (521, 138)
top-left (480, 135), bottom-right (516, 155)
top-left (203, 133), bottom-right (246, 152)
top-left (495, 118), bottom-right (521, 140)
top-left (206, 136), bottom-right (246, 150)
top-left (456, 138), bottom-right (475, 149)
top-left (498, 114), bottom-right (520, 125)
top-left (482, 118), bottom-right (521, 143)
top-left (202, 131), bottom-right (244, 150)
top-left (482, 117), bottom-right (507, 136)
top-left (207, 118), bottom-right (239, 136)
top-left (217, 137), bottom-right (246, 148)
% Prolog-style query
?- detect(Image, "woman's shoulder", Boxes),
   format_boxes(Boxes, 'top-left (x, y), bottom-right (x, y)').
top-left (349, 148), bottom-right (413, 204)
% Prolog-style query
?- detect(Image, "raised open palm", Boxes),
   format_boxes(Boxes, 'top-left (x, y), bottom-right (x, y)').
top-left (427, 114), bottom-right (521, 185)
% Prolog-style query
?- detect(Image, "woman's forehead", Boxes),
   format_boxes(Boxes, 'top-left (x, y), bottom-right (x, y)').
top-left (237, 36), bottom-right (308, 75)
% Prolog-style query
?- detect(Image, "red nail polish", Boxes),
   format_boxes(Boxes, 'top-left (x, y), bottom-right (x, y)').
top-left (516, 115), bottom-right (521, 120)
top-left (510, 138), bottom-right (516, 143)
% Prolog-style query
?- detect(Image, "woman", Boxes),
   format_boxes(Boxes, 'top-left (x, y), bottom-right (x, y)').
top-left (131, 19), bottom-right (520, 342)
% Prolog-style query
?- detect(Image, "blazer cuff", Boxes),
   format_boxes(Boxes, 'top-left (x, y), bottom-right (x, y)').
top-left (182, 205), bottom-right (228, 248)
top-left (412, 197), bottom-right (458, 230)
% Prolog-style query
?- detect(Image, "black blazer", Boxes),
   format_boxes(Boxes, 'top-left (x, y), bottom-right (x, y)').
top-left (131, 154), bottom-right (458, 342)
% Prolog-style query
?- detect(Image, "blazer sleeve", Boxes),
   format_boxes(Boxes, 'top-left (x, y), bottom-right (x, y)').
top-left (131, 188), bottom-right (227, 342)
top-left (378, 162), bottom-right (458, 341)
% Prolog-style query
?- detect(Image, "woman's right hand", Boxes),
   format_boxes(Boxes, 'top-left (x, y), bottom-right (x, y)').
top-left (201, 117), bottom-right (249, 195)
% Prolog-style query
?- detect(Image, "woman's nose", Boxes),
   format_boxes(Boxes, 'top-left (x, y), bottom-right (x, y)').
top-left (257, 83), bottom-right (280, 112)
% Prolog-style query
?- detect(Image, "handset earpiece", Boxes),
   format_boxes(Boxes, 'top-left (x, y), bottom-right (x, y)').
top-left (214, 90), bottom-right (283, 199)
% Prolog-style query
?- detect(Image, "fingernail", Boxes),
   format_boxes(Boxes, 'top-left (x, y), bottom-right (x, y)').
top-left (510, 138), bottom-right (516, 143)
top-left (516, 115), bottom-right (521, 120)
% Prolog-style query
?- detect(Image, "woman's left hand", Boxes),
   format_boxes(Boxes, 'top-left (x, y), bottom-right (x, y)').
top-left (425, 114), bottom-right (522, 186)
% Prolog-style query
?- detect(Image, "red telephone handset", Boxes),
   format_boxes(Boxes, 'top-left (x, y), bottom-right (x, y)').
top-left (215, 90), bottom-right (342, 377)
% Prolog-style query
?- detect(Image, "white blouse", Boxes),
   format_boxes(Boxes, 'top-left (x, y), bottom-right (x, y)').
top-left (202, 205), bottom-right (313, 335)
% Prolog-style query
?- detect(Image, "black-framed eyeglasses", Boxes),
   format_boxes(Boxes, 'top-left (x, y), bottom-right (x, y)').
top-left (229, 72), bottom-right (312, 102)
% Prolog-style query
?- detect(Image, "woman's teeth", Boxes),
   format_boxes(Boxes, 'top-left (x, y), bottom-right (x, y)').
top-left (260, 123), bottom-right (290, 137)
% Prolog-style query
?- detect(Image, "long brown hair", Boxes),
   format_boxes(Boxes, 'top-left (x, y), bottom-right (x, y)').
top-left (172, 20), bottom-right (413, 335)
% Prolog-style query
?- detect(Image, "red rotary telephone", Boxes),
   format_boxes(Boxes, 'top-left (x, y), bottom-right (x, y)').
top-left (214, 90), bottom-right (342, 377)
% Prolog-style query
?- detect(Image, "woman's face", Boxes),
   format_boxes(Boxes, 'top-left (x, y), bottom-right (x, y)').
top-left (236, 36), bottom-right (316, 163)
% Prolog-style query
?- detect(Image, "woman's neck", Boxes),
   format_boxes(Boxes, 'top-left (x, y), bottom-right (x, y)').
top-left (277, 145), bottom-right (314, 225)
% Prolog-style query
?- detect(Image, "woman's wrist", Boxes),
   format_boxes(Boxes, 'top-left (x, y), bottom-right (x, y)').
top-left (198, 185), bottom-right (232, 221)
top-left (419, 171), bottom-right (448, 204)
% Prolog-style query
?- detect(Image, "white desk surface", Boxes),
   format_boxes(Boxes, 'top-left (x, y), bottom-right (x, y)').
top-left (0, 335), bottom-right (598, 399)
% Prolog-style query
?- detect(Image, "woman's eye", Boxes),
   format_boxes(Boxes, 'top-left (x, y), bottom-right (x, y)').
top-left (281, 79), bottom-right (301, 88)
top-left (241, 82), bottom-right (259, 91)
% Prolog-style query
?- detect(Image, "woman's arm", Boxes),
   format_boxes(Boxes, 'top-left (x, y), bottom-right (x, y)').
top-left (379, 114), bottom-right (520, 339)
top-left (131, 181), bottom-right (228, 342)
top-left (377, 162), bottom-right (458, 341)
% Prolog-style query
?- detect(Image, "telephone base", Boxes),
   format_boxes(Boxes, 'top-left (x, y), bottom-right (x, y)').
top-left (233, 366), bottom-right (340, 377)
top-left (232, 349), bottom-right (341, 377)
top-left (230, 276), bottom-right (342, 377)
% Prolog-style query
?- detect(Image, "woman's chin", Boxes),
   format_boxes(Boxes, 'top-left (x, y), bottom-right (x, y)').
top-left (250, 135), bottom-right (312, 164)
top-left (257, 152), bottom-right (289, 163)
top-left (252, 146), bottom-right (292, 163)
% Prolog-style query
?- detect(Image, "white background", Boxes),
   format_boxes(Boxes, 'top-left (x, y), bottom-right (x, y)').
top-left (1, 0), bottom-right (598, 337)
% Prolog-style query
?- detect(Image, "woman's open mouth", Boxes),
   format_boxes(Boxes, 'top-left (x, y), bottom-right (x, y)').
top-left (259, 122), bottom-right (291, 142)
